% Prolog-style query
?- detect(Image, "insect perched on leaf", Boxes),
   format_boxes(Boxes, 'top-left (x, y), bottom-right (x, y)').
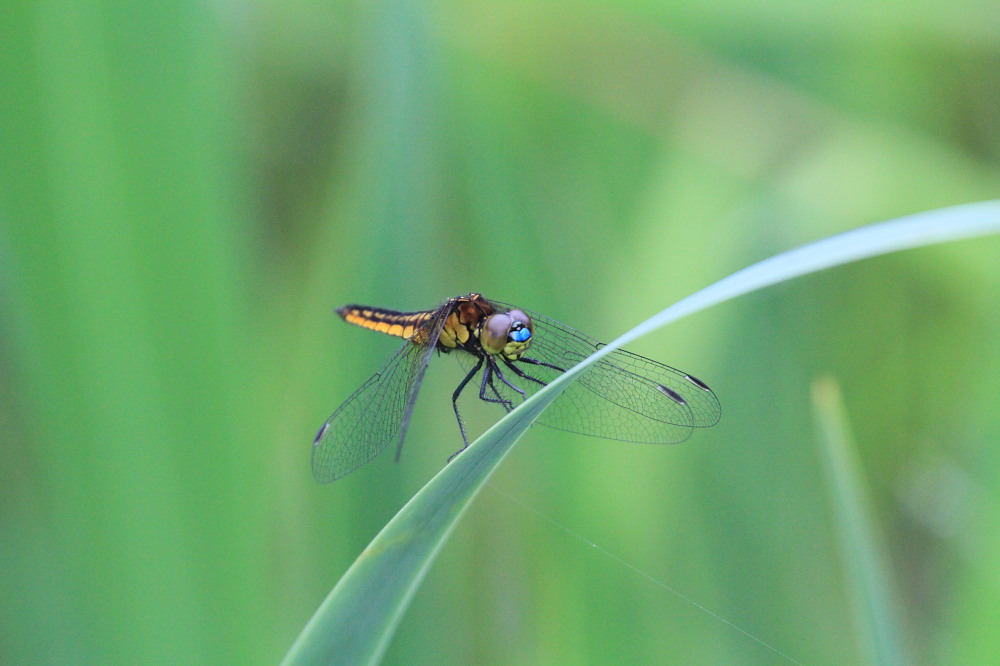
top-left (312, 293), bottom-right (720, 482)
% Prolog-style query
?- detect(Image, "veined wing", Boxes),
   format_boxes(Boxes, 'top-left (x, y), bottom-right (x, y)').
top-left (489, 300), bottom-right (721, 443)
top-left (311, 309), bottom-right (450, 483)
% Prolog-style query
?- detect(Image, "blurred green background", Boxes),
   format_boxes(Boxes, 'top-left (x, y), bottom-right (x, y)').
top-left (3, 1), bottom-right (999, 663)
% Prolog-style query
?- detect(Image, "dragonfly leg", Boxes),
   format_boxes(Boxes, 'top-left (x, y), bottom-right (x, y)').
top-left (490, 358), bottom-right (528, 399)
top-left (485, 375), bottom-right (512, 412)
top-left (479, 358), bottom-right (515, 411)
top-left (503, 356), bottom-right (556, 388)
top-left (451, 356), bottom-right (484, 454)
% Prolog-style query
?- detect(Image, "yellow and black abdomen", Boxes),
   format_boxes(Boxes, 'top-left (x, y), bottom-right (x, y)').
top-left (336, 305), bottom-right (436, 340)
top-left (337, 294), bottom-right (494, 352)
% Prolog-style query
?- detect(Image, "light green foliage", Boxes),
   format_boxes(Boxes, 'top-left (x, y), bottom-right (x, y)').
top-left (3, 2), bottom-right (1000, 663)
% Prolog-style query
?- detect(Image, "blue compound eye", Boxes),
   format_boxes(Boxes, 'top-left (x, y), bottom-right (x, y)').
top-left (482, 309), bottom-right (533, 355)
top-left (504, 309), bottom-right (533, 345)
top-left (510, 326), bottom-right (531, 343)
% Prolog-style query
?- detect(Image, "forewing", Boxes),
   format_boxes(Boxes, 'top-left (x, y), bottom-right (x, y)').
top-left (490, 301), bottom-right (721, 444)
top-left (311, 311), bottom-right (449, 483)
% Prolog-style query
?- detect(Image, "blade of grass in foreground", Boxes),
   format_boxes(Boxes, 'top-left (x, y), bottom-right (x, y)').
top-left (283, 200), bottom-right (1000, 666)
top-left (812, 377), bottom-right (909, 665)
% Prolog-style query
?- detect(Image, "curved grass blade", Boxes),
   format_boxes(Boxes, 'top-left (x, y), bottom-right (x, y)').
top-left (282, 399), bottom-right (554, 666)
top-left (812, 377), bottom-right (910, 665)
top-left (283, 200), bottom-right (1000, 666)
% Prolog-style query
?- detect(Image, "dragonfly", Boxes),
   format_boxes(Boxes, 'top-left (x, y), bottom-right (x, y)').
top-left (312, 293), bottom-right (720, 483)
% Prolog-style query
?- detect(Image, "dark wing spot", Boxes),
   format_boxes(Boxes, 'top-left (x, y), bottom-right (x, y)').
top-left (657, 384), bottom-right (687, 405)
top-left (684, 374), bottom-right (711, 391)
top-left (313, 422), bottom-right (329, 444)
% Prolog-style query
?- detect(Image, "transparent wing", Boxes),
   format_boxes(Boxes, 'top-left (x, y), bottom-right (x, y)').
top-left (311, 311), bottom-right (449, 483)
top-left (486, 300), bottom-right (721, 444)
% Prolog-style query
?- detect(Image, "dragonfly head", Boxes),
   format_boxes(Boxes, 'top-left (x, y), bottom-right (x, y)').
top-left (480, 309), bottom-right (533, 359)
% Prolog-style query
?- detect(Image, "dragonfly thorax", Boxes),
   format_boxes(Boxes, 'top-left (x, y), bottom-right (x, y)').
top-left (479, 309), bottom-right (533, 360)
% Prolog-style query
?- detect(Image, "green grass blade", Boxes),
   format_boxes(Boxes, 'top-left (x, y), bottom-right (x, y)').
top-left (812, 378), bottom-right (909, 665)
top-left (612, 200), bottom-right (1000, 351)
top-left (282, 396), bottom-right (560, 666)
top-left (285, 200), bottom-right (1000, 665)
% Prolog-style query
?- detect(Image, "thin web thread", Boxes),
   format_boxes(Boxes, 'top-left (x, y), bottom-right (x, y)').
top-left (488, 485), bottom-right (803, 665)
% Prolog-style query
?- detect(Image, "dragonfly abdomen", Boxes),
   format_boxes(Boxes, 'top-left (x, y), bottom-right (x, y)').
top-left (337, 304), bottom-right (436, 340)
